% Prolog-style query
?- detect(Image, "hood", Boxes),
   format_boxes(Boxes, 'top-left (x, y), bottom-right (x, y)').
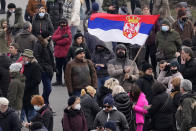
top-left (15, 8), bottom-right (22, 16)
top-left (114, 92), bottom-right (130, 103)
top-left (10, 72), bottom-right (25, 82)
top-left (115, 44), bottom-right (128, 59)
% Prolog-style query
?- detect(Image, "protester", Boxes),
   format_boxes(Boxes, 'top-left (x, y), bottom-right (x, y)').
top-left (91, 42), bottom-right (114, 90)
top-left (112, 85), bottom-right (133, 130)
top-left (26, 0), bottom-right (46, 20)
top-left (80, 86), bottom-right (101, 130)
top-left (93, 95), bottom-right (129, 131)
top-left (180, 47), bottom-right (196, 92)
top-left (7, 63), bottom-right (25, 118)
top-left (65, 47), bottom-right (97, 96)
top-left (9, 42), bottom-right (21, 63)
top-left (46, 0), bottom-right (64, 30)
top-left (0, 19), bottom-right (9, 54)
top-left (7, 3), bottom-right (24, 36)
top-left (32, 6), bottom-right (54, 37)
top-left (148, 82), bottom-right (175, 131)
top-left (156, 19), bottom-right (182, 62)
top-left (136, 63), bottom-right (154, 103)
top-left (66, 31), bottom-right (91, 61)
top-left (0, 97), bottom-right (21, 131)
top-left (157, 61), bottom-right (183, 92)
top-left (21, 49), bottom-right (42, 122)
top-left (102, 0), bottom-right (127, 14)
top-left (108, 44), bottom-right (139, 92)
top-left (52, 18), bottom-right (72, 86)
top-left (172, 9), bottom-right (194, 42)
top-left (34, 31), bottom-right (55, 104)
top-left (62, 96), bottom-right (88, 131)
top-left (129, 84), bottom-right (149, 131)
top-left (14, 21), bottom-right (37, 53)
top-left (176, 79), bottom-right (196, 131)
top-left (23, 95), bottom-right (53, 131)
top-left (0, 54), bottom-right (11, 97)
top-left (176, 2), bottom-right (192, 21)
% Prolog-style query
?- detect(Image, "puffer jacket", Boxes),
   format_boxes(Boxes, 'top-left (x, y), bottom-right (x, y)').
top-left (7, 72), bottom-right (25, 111)
top-left (92, 42), bottom-right (114, 78)
top-left (52, 26), bottom-right (72, 58)
top-left (27, 0), bottom-right (46, 18)
top-left (46, 0), bottom-right (64, 29)
top-left (108, 44), bottom-right (139, 92)
top-left (32, 13), bottom-right (54, 37)
top-left (113, 92), bottom-right (133, 129)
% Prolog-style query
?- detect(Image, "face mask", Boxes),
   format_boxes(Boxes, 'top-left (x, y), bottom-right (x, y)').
top-left (117, 52), bottom-right (125, 58)
top-left (74, 104), bottom-right (81, 110)
top-left (9, 10), bottom-right (15, 13)
top-left (161, 26), bottom-right (169, 32)
top-left (39, 13), bottom-right (45, 18)
top-left (97, 48), bottom-right (104, 52)
top-left (171, 69), bottom-right (178, 74)
top-left (34, 105), bottom-right (41, 111)
top-left (24, 61), bottom-right (29, 65)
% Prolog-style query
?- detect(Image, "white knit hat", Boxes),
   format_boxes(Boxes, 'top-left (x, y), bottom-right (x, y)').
top-left (9, 63), bottom-right (22, 72)
top-left (0, 97), bottom-right (9, 105)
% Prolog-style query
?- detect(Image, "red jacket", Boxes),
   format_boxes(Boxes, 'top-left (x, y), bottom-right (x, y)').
top-left (52, 26), bottom-right (72, 58)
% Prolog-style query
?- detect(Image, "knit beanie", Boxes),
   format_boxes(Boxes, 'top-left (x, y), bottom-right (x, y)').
top-left (103, 95), bottom-right (114, 107)
top-left (161, 19), bottom-right (171, 27)
top-left (74, 33), bottom-right (83, 41)
top-left (74, 47), bottom-right (84, 57)
top-left (9, 63), bottom-right (22, 72)
top-left (92, 2), bottom-right (99, 12)
top-left (0, 97), bottom-right (9, 106)
top-left (41, 31), bottom-right (50, 39)
top-left (178, 9), bottom-right (186, 18)
top-left (180, 79), bottom-right (192, 91)
top-left (68, 96), bottom-right (77, 106)
top-left (105, 121), bottom-right (116, 131)
top-left (170, 61), bottom-right (180, 70)
top-left (7, 3), bottom-right (16, 9)
top-left (142, 63), bottom-right (153, 72)
top-left (182, 39), bottom-right (192, 47)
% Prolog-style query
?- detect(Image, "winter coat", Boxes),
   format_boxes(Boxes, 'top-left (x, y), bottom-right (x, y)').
top-left (62, 108), bottom-right (88, 131)
top-left (134, 92), bottom-right (148, 124)
top-left (66, 42), bottom-right (91, 61)
top-left (93, 107), bottom-right (129, 131)
top-left (92, 43), bottom-right (114, 78)
top-left (96, 87), bottom-right (112, 107)
top-left (62, 0), bottom-right (81, 26)
top-left (0, 108), bottom-right (21, 131)
top-left (14, 29), bottom-right (38, 53)
top-left (102, 0), bottom-right (127, 14)
top-left (23, 61), bottom-right (42, 109)
top-left (52, 26), bottom-right (72, 58)
top-left (46, 0), bottom-right (64, 29)
top-left (80, 94), bottom-right (101, 130)
top-left (136, 74), bottom-right (154, 104)
top-left (30, 105), bottom-right (53, 131)
top-left (108, 44), bottom-right (139, 92)
top-left (0, 55), bottom-right (11, 97)
top-left (172, 20), bottom-right (194, 41)
top-left (148, 92), bottom-right (175, 130)
top-left (180, 58), bottom-right (196, 92)
top-left (157, 71), bottom-right (183, 92)
top-left (7, 8), bottom-right (24, 35)
top-left (0, 20), bottom-right (8, 54)
top-left (113, 92), bottom-right (133, 129)
top-left (7, 72), bottom-right (25, 111)
top-left (27, 0), bottom-right (46, 18)
top-left (65, 58), bottom-right (97, 94)
top-left (32, 13), bottom-right (54, 37)
top-left (34, 37), bottom-right (55, 78)
top-left (170, 90), bottom-right (182, 111)
top-left (176, 92), bottom-right (196, 131)
top-left (156, 29), bottom-right (182, 60)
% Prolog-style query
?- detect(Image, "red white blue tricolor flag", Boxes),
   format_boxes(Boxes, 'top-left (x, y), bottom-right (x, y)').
top-left (88, 13), bottom-right (159, 45)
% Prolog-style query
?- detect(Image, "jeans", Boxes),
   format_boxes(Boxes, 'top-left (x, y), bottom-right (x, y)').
top-left (71, 26), bottom-right (78, 38)
top-left (42, 72), bottom-right (52, 104)
top-left (1, 0), bottom-right (5, 10)
top-left (85, 0), bottom-right (95, 12)
top-left (55, 57), bottom-right (67, 83)
top-left (20, 108), bottom-right (37, 122)
top-left (97, 76), bottom-right (110, 91)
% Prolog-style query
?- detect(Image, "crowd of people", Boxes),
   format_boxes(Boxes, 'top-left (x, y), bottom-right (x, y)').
top-left (0, 0), bottom-right (196, 131)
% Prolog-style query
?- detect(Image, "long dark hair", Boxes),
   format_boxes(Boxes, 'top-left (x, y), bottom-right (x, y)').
top-left (129, 84), bottom-right (141, 102)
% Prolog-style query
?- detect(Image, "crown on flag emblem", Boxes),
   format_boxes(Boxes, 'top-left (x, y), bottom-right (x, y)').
top-left (123, 16), bottom-right (141, 39)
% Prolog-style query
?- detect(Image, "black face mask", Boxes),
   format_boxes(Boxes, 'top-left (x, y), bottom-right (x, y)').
top-left (117, 52), bottom-right (125, 58)
top-left (171, 69), bottom-right (178, 74)
top-left (97, 48), bottom-right (104, 52)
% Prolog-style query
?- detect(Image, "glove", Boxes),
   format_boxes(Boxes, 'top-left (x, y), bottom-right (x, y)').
top-left (62, 34), bottom-right (69, 38)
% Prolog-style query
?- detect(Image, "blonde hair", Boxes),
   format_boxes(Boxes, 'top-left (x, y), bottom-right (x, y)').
top-left (81, 86), bottom-right (96, 96)
top-left (190, 127), bottom-right (196, 131)
top-left (104, 78), bottom-right (119, 90)
top-left (112, 85), bottom-right (125, 96)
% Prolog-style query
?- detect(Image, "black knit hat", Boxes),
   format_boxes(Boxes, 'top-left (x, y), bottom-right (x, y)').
top-left (68, 96), bottom-right (77, 106)
top-left (183, 39), bottom-right (192, 47)
top-left (74, 47), bottom-right (84, 57)
top-left (74, 33), bottom-right (83, 41)
top-left (142, 63), bottom-right (153, 72)
top-left (41, 31), bottom-right (50, 39)
top-left (105, 121), bottom-right (116, 131)
top-left (7, 3), bottom-right (16, 9)
top-left (59, 18), bottom-right (68, 25)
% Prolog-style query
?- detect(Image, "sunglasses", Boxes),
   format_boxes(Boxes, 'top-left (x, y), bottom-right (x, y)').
top-left (104, 105), bottom-right (112, 108)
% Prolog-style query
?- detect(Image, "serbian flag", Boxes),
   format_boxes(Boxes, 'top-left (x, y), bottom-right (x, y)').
top-left (88, 13), bottom-right (159, 45)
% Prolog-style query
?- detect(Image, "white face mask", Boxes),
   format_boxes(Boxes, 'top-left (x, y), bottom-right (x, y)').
top-left (39, 12), bottom-right (45, 18)
top-left (74, 104), bottom-right (81, 110)
top-left (34, 105), bottom-right (41, 111)
top-left (161, 26), bottom-right (169, 32)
